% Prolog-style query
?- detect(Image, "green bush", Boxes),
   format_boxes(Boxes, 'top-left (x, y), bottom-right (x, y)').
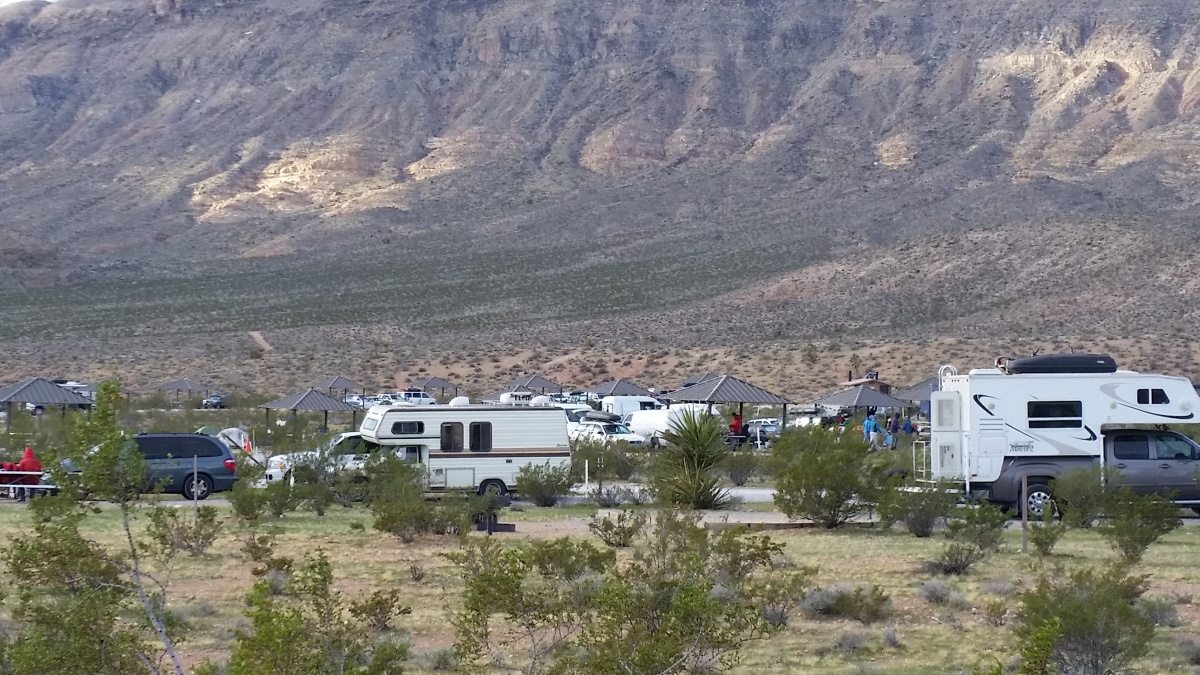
top-left (800, 584), bottom-right (892, 624)
top-left (1051, 466), bottom-right (1116, 529)
top-left (589, 510), bottom-right (648, 548)
top-left (262, 480), bottom-right (298, 518)
top-left (925, 542), bottom-right (988, 576)
top-left (877, 481), bottom-right (959, 537)
top-left (1098, 487), bottom-right (1182, 564)
top-left (1028, 507), bottom-right (1068, 557)
top-left (144, 505), bottom-right (223, 558)
top-left (723, 451), bottom-right (760, 487)
top-left (228, 480), bottom-right (267, 522)
top-left (652, 411), bottom-right (732, 510)
top-left (773, 428), bottom-right (875, 528)
top-left (517, 462), bottom-right (573, 507)
top-left (946, 501), bottom-right (1009, 553)
top-left (1017, 566), bottom-right (1154, 675)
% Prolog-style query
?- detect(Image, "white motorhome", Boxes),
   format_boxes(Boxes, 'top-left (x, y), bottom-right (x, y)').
top-left (359, 403), bottom-right (570, 495)
top-left (929, 353), bottom-right (1200, 507)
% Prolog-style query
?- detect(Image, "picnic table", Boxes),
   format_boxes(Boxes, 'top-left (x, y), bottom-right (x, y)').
top-left (0, 471), bottom-right (54, 499)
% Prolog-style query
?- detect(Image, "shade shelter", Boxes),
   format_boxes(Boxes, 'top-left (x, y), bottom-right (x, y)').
top-left (586, 379), bottom-right (651, 397)
top-left (312, 376), bottom-right (364, 404)
top-left (0, 377), bottom-right (92, 432)
top-left (660, 375), bottom-right (793, 425)
top-left (157, 378), bottom-right (209, 402)
top-left (260, 388), bottom-right (355, 433)
top-left (507, 374), bottom-right (563, 394)
top-left (811, 385), bottom-right (911, 412)
top-left (681, 372), bottom-right (720, 388)
top-left (895, 376), bottom-right (940, 416)
top-left (412, 377), bottom-right (459, 399)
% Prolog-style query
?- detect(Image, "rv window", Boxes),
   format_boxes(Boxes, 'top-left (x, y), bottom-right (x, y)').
top-left (1137, 388), bottom-right (1171, 405)
top-left (1027, 401), bottom-right (1082, 429)
top-left (440, 423), bottom-right (463, 452)
top-left (469, 422), bottom-right (493, 452)
top-left (1112, 434), bottom-right (1150, 460)
top-left (362, 418), bottom-right (378, 431)
top-left (390, 421), bottom-right (425, 435)
top-left (402, 446), bottom-right (422, 463)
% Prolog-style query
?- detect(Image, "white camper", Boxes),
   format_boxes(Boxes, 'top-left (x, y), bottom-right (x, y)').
top-left (359, 404), bottom-right (570, 496)
top-left (928, 353), bottom-right (1200, 506)
top-left (624, 403), bottom-right (722, 447)
top-left (600, 396), bottom-right (664, 417)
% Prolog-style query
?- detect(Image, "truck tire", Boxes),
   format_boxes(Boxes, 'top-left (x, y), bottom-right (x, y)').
top-left (1023, 483), bottom-right (1054, 520)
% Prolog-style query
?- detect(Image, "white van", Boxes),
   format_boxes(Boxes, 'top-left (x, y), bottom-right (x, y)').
top-left (359, 404), bottom-right (570, 495)
top-left (624, 404), bottom-right (721, 448)
top-left (601, 396), bottom-right (664, 417)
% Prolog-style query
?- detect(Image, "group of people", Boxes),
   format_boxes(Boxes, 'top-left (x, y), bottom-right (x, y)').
top-left (859, 412), bottom-right (916, 450)
top-left (0, 448), bottom-right (42, 502)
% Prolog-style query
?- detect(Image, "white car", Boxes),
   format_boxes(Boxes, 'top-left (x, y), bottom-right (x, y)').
top-left (394, 390), bottom-right (438, 405)
top-left (262, 432), bottom-right (418, 483)
top-left (568, 420), bottom-right (647, 446)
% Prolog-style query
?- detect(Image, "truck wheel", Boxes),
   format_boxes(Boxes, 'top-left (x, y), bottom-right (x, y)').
top-left (478, 480), bottom-right (508, 497)
top-left (1023, 483), bottom-right (1054, 519)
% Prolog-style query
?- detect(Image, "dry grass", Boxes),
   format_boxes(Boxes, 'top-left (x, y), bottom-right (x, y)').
top-left (0, 503), bottom-right (1197, 673)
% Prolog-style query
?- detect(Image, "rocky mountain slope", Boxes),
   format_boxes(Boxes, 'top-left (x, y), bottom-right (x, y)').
top-left (2, 0), bottom-right (1200, 341)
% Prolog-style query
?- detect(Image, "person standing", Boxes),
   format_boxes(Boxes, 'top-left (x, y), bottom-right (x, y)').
top-left (866, 415), bottom-right (883, 449)
top-left (15, 447), bottom-right (42, 503)
top-left (889, 413), bottom-right (901, 450)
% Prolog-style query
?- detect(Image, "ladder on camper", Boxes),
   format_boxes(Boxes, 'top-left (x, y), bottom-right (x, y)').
top-left (911, 439), bottom-right (930, 480)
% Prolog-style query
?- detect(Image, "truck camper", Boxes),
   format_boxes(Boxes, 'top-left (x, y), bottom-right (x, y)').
top-left (928, 353), bottom-right (1200, 515)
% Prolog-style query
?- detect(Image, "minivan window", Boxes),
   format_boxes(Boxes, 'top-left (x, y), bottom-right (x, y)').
top-left (470, 422), bottom-right (493, 452)
top-left (136, 438), bottom-right (173, 460)
top-left (178, 437), bottom-right (222, 457)
top-left (441, 422), bottom-right (464, 452)
top-left (390, 421), bottom-right (425, 435)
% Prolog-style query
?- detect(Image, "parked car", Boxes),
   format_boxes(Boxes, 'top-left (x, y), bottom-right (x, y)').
top-left (396, 389), bottom-right (438, 406)
top-left (202, 393), bottom-right (228, 409)
top-left (262, 431), bottom-right (399, 483)
top-left (569, 420), bottom-right (647, 446)
top-left (67, 433), bottom-right (238, 500)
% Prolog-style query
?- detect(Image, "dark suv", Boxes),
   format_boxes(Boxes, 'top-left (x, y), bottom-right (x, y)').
top-left (133, 433), bottom-right (238, 500)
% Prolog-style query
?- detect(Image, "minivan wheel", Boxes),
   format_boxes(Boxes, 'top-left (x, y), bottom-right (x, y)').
top-left (478, 480), bottom-right (508, 497)
top-left (183, 474), bottom-right (214, 501)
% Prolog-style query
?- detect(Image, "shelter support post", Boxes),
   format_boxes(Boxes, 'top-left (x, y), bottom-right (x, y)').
top-left (323, 410), bottom-right (329, 433)
top-left (781, 404), bottom-right (788, 428)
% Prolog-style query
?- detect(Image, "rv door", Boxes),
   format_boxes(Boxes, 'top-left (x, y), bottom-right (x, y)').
top-left (930, 391), bottom-right (964, 480)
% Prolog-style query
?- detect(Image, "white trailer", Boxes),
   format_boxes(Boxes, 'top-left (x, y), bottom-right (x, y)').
top-left (359, 403), bottom-right (570, 496)
top-left (929, 353), bottom-right (1200, 506)
top-left (600, 396), bottom-right (663, 417)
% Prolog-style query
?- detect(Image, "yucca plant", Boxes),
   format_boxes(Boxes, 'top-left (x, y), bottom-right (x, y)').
top-left (652, 410), bottom-right (732, 510)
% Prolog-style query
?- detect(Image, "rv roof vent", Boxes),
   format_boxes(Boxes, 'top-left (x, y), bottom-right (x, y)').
top-left (448, 396), bottom-right (470, 407)
top-left (530, 395), bottom-right (552, 406)
top-left (1002, 353), bottom-right (1117, 375)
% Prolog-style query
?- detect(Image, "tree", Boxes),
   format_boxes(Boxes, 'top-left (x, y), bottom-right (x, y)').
top-left (652, 411), bottom-right (731, 510)
top-left (3, 380), bottom-right (193, 674)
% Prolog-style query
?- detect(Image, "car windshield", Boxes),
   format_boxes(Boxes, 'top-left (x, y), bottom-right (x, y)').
top-left (602, 424), bottom-right (632, 434)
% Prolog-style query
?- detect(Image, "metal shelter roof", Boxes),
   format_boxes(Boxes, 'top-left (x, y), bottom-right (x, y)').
top-left (312, 376), bottom-right (364, 391)
top-left (0, 377), bottom-right (92, 405)
top-left (507, 374), bottom-right (563, 391)
top-left (157, 378), bottom-right (208, 392)
top-left (586, 379), bottom-right (650, 396)
top-left (681, 372), bottom-right (721, 388)
top-left (660, 375), bottom-right (792, 405)
top-left (412, 377), bottom-right (457, 391)
top-left (811, 385), bottom-right (911, 409)
top-left (894, 376), bottom-right (940, 403)
top-left (259, 389), bottom-right (355, 411)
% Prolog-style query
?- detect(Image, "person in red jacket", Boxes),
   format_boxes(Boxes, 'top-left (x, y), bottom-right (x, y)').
top-left (15, 447), bottom-right (41, 502)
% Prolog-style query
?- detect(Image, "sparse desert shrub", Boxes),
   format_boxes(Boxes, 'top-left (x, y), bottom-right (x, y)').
top-left (883, 625), bottom-right (901, 649)
top-left (946, 501), bottom-right (1009, 554)
top-left (428, 648), bottom-right (456, 671)
top-left (925, 542), bottom-right (988, 576)
top-left (1098, 487), bottom-right (1182, 564)
top-left (588, 510), bottom-right (648, 548)
top-left (917, 579), bottom-right (966, 608)
top-left (517, 461), bottom-right (573, 507)
top-left (409, 564), bottom-right (426, 583)
top-left (240, 527), bottom-right (277, 564)
top-left (228, 481), bottom-right (267, 522)
top-left (802, 584), bottom-right (892, 624)
top-left (834, 631), bottom-right (867, 655)
top-left (877, 482), bottom-right (959, 537)
top-left (349, 589), bottom-right (412, 631)
top-left (1051, 465), bottom-right (1115, 529)
top-left (1134, 596), bottom-right (1181, 627)
top-left (1017, 566), bottom-right (1155, 675)
top-left (262, 480), bottom-right (298, 518)
top-left (1028, 507), bottom-right (1068, 557)
top-left (982, 579), bottom-right (1017, 597)
top-left (144, 505), bottom-right (222, 558)
top-left (773, 429), bottom-right (876, 528)
top-left (591, 485), bottom-right (630, 508)
top-left (723, 451), bottom-right (759, 487)
top-left (1176, 636), bottom-right (1200, 665)
top-left (983, 598), bottom-right (1009, 627)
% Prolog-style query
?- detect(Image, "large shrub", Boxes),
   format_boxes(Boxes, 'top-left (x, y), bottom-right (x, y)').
top-left (517, 461), bottom-right (574, 507)
top-left (773, 428), bottom-right (875, 528)
top-left (652, 411), bottom-right (732, 510)
top-left (1098, 487), bottom-right (1182, 564)
top-left (1051, 466), bottom-right (1117, 529)
top-left (877, 481), bottom-right (959, 537)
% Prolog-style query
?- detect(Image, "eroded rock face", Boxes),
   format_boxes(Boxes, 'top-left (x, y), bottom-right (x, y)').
top-left (1, 0), bottom-right (1200, 271)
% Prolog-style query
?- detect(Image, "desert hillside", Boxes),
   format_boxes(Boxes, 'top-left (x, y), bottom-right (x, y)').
top-left (2, 0), bottom-right (1200, 379)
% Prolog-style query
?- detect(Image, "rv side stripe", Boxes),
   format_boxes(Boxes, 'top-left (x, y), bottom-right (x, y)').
top-left (427, 451), bottom-right (571, 458)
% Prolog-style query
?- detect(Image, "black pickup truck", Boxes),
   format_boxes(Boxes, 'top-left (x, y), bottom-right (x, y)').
top-left (985, 429), bottom-right (1200, 517)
